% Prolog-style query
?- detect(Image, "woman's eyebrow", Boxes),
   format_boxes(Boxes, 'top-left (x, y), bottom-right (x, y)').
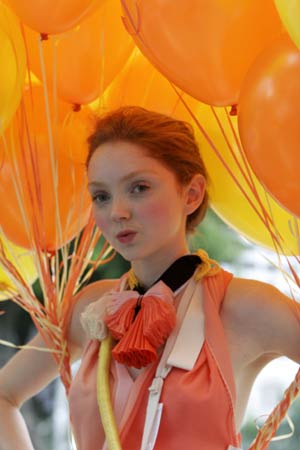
top-left (88, 170), bottom-right (158, 188)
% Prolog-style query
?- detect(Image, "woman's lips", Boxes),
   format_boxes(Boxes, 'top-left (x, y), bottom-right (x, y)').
top-left (116, 230), bottom-right (137, 244)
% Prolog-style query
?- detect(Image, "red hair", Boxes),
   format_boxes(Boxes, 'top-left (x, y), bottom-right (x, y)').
top-left (87, 106), bottom-right (209, 232)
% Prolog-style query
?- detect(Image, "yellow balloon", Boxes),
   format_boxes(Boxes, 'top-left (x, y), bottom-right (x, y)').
top-left (274, 0), bottom-right (300, 48)
top-left (102, 50), bottom-right (300, 254)
top-left (192, 104), bottom-right (300, 255)
top-left (0, 236), bottom-right (38, 300)
top-left (0, 3), bottom-right (26, 134)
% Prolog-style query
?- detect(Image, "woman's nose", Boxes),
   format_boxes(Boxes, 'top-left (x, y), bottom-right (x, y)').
top-left (110, 197), bottom-right (131, 222)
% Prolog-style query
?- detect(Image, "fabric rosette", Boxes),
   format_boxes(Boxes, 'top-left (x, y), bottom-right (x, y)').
top-left (81, 281), bottom-right (176, 368)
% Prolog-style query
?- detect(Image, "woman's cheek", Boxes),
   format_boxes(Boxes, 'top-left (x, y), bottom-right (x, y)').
top-left (93, 208), bottom-right (109, 234)
top-left (139, 201), bottom-right (170, 223)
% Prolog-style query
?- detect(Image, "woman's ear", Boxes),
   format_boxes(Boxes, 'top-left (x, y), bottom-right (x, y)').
top-left (184, 174), bottom-right (206, 215)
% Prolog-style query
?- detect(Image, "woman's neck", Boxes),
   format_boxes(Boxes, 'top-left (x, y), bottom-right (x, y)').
top-left (130, 247), bottom-right (190, 290)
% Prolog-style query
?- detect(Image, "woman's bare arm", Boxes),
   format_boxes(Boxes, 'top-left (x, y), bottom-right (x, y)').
top-left (221, 277), bottom-right (300, 428)
top-left (223, 277), bottom-right (300, 366)
top-left (0, 332), bottom-right (61, 450)
top-left (0, 278), bottom-right (116, 450)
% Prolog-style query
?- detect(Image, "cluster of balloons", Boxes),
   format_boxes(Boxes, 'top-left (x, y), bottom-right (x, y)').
top-left (0, 0), bottom-right (133, 255)
top-left (0, 0), bottom-right (299, 260)
top-left (119, 0), bottom-right (300, 252)
top-left (0, 0), bottom-right (134, 294)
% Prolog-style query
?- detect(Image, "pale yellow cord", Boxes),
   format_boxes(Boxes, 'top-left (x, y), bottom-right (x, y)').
top-left (127, 267), bottom-right (139, 290)
top-left (194, 249), bottom-right (221, 280)
top-left (97, 334), bottom-right (122, 450)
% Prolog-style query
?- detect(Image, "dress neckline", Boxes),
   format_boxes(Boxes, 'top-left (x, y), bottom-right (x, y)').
top-left (132, 254), bottom-right (202, 294)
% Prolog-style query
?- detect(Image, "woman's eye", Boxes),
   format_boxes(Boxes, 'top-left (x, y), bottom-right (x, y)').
top-left (91, 192), bottom-right (110, 204)
top-left (131, 183), bottom-right (150, 194)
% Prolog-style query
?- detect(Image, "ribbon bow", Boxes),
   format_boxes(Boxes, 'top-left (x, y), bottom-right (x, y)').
top-left (81, 280), bottom-right (176, 369)
top-left (105, 281), bottom-right (176, 368)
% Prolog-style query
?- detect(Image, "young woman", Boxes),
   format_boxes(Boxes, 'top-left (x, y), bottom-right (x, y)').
top-left (0, 106), bottom-right (299, 450)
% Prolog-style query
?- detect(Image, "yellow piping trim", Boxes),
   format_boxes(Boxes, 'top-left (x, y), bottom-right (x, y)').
top-left (97, 334), bottom-right (122, 450)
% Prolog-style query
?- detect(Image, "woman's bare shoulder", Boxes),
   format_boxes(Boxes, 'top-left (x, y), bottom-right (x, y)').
top-left (221, 277), bottom-right (300, 363)
top-left (68, 278), bottom-right (119, 358)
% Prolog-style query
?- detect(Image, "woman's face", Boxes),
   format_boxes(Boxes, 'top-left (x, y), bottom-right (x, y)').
top-left (87, 141), bottom-right (196, 265)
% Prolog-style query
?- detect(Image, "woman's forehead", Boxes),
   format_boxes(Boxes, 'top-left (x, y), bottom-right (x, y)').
top-left (88, 141), bottom-right (166, 171)
top-left (87, 141), bottom-right (175, 184)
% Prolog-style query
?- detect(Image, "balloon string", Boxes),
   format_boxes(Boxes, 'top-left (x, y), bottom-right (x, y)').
top-left (220, 107), bottom-right (295, 257)
top-left (248, 368), bottom-right (300, 450)
top-left (224, 104), bottom-right (300, 286)
top-left (121, 0), bottom-right (141, 35)
top-left (222, 107), bottom-right (260, 195)
top-left (121, 0), bottom-right (166, 79)
top-left (219, 108), bottom-right (300, 287)
top-left (212, 105), bottom-right (270, 208)
top-left (98, 5), bottom-right (106, 109)
top-left (290, 217), bottom-right (300, 257)
top-left (172, 87), bottom-right (280, 242)
top-left (8, 15), bottom-right (25, 110)
top-left (173, 88), bottom-right (300, 295)
top-left (222, 109), bottom-right (300, 263)
top-left (38, 35), bottom-right (64, 252)
top-left (8, 112), bottom-right (41, 252)
top-left (173, 86), bottom-right (300, 270)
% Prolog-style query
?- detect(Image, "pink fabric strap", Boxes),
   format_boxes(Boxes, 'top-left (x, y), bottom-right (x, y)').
top-left (141, 277), bottom-right (202, 450)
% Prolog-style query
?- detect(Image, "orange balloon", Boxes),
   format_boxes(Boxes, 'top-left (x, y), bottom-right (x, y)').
top-left (24, 0), bottom-right (134, 105)
top-left (0, 86), bottom-right (92, 250)
top-left (121, 0), bottom-right (283, 106)
top-left (103, 48), bottom-right (192, 115)
top-left (238, 36), bottom-right (300, 218)
top-left (6, 0), bottom-right (98, 35)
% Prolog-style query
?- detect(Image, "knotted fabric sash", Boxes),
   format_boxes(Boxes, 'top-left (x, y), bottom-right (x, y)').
top-left (81, 281), bottom-right (176, 369)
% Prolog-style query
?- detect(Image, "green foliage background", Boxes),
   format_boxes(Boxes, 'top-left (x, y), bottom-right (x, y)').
top-left (189, 208), bottom-right (247, 262)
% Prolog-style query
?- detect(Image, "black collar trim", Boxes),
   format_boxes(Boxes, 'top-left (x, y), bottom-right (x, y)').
top-left (133, 254), bottom-right (202, 294)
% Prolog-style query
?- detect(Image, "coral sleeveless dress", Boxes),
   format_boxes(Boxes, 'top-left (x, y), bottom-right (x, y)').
top-left (68, 268), bottom-right (242, 450)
